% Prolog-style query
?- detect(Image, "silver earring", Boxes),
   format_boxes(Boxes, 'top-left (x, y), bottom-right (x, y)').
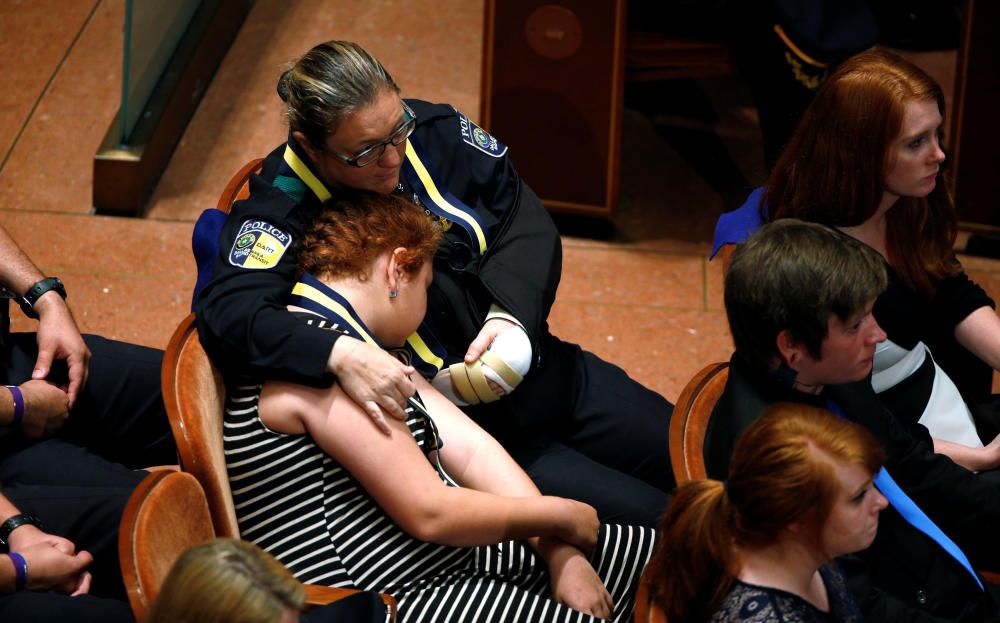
top-left (389, 289), bottom-right (398, 299)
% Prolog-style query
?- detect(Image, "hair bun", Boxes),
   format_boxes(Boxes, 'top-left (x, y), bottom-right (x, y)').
top-left (276, 70), bottom-right (291, 102)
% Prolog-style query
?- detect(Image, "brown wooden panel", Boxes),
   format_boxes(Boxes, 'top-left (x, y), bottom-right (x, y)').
top-left (481, 0), bottom-right (626, 217)
top-left (952, 0), bottom-right (1000, 229)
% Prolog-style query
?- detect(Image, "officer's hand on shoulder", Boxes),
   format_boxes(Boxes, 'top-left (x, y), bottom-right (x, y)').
top-left (328, 338), bottom-right (416, 435)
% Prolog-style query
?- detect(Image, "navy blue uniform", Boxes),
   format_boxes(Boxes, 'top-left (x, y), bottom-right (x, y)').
top-left (196, 100), bottom-right (673, 526)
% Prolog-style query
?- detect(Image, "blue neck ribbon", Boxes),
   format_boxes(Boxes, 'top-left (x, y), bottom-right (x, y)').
top-left (825, 398), bottom-right (983, 590)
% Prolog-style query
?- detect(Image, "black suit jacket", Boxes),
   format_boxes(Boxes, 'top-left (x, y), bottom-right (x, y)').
top-left (705, 354), bottom-right (1000, 622)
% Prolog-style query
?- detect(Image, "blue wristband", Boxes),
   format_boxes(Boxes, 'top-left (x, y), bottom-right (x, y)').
top-left (4, 386), bottom-right (23, 428)
top-left (7, 552), bottom-right (27, 591)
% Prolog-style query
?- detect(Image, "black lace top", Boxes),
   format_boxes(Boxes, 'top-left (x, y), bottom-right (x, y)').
top-left (710, 565), bottom-right (862, 623)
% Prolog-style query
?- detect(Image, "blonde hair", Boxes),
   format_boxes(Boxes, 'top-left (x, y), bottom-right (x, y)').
top-left (144, 538), bottom-right (304, 623)
top-left (278, 40), bottom-right (399, 149)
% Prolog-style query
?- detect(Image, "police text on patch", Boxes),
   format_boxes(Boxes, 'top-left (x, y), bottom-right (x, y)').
top-left (228, 220), bottom-right (292, 270)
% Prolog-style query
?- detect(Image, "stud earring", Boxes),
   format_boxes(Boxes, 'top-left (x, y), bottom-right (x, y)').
top-left (389, 289), bottom-right (398, 299)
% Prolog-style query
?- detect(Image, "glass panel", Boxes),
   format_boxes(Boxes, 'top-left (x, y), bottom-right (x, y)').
top-left (120, 0), bottom-right (202, 144)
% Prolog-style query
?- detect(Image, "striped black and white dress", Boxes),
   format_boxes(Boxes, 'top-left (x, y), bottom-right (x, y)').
top-left (225, 384), bottom-right (657, 623)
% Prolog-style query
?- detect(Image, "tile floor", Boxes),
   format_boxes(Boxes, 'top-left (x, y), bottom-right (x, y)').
top-left (1, 0), bottom-right (998, 403)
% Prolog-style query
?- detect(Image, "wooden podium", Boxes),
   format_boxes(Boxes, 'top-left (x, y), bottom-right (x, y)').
top-left (952, 0), bottom-right (1000, 231)
top-left (480, 0), bottom-right (627, 218)
top-left (480, 1), bottom-right (732, 219)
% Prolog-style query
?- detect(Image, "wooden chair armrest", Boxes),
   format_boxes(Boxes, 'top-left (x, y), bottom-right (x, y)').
top-left (303, 584), bottom-right (397, 617)
top-left (718, 242), bottom-right (735, 275)
top-left (143, 464), bottom-right (180, 472)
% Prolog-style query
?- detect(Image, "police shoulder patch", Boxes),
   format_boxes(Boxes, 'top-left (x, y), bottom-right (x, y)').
top-left (457, 111), bottom-right (507, 158)
top-left (228, 219), bottom-right (292, 270)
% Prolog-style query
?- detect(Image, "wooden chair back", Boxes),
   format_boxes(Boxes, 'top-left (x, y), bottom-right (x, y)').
top-left (120, 471), bottom-right (397, 618)
top-left (668, 362), bottom-right (729, 482)
top-left (217, 158), bottom-right (263, 212)
top-left (716, 243), bottom-right (736, 275)
top-left (635, 362), bottom-right (730, 621)
top-left (170, 158), bottom-right (261, 533)
top-left (162, 312), bottom-right (240, 537)
top-left (119, 471), bottom-right (215, 620)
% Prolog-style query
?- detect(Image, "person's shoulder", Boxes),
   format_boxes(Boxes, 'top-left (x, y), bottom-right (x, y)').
top-left (232, 143), bottom-right (315, 224)
top-left (706, 356), bottom-right (769, 477)
top-left (820, 564), bottom-right (865, 622)
top-left (721, 356), bottom-right (778, 413)
top-left (405, 98), bottom-right (457, 121)
top-left (710, 583), bottom-right (782, 623)
top-left (406, 99), bottom-right (508, 160)
top-left (828, 379), bottom-right (890, 431)
top-left (225, 179), bottom-right (302, 249)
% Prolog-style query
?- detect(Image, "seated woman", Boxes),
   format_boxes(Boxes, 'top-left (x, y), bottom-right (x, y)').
top-left (224, 190), bottom-right (656, 622)
top-left (644, 403), bottom-right (887, 623)
top-left (713, 48), bottom-right (1000, 474)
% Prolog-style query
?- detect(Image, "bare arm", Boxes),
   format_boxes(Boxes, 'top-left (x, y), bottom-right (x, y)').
top-left (412, 374), bottom-right (599, 550)
top-left (0, 224), bottom-right (44, 295)
top-left (933, 435), bottom-right (1000, 472)
top-left (0, 225), bottom-right (89, 404)
top-left (259, 378), bottom-right (591, 548)
top-left (416, 374), bottom-right (611, 617)
top-left (954, 306), bottom-right (1000, 371)
top-left (260, 375), bottom-right (612, 617)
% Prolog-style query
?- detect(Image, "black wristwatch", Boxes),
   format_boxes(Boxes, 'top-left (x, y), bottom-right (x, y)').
top-left (0, 513), bottom-right (41, 553)
top-left (19, 277), bottom-right (66, 319)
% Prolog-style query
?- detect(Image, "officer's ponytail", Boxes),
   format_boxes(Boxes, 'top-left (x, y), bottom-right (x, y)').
top-left (276, 69), bottom-right (292, 103)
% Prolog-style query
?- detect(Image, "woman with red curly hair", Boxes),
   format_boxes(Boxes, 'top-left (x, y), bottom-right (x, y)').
top-left (223, 190), bottom-right (656, 623)
top-left (646, 403), bottom-right (886, 623)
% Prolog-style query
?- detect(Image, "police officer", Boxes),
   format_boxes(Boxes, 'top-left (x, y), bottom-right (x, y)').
top-left (195, 40), bottom-right (673, 527)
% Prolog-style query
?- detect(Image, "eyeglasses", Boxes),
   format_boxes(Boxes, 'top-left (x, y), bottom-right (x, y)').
top-left (324, 102), bottom-right (417, 168)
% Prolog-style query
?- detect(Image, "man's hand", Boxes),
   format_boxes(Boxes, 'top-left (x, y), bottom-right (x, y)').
top-left (545, 544), bottom-right (613, 619)
top-left (17, 380), bottom-right (70, 439)
top-left (10, 538), bottom-right (93, 595)
top-left (328, 337), bottom-right (416, 435)
top-left (32, 294), bottom-right (89, 406)
top-left (464, 318), bottom-right (519, 363)
top-left (7, 522), bottom-right (73, 555)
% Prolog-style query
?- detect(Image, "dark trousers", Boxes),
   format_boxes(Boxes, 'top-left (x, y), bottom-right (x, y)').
top-left (0, 440), bottom-right (143, 622)
top-left (469, 334), bottom-right (673, 528)
top-left (0, 333), bottom-right (175, 468)
top-left (301, 591), bottom-right (391, 623)
top-left (0, 333), bottom-right (174, 622)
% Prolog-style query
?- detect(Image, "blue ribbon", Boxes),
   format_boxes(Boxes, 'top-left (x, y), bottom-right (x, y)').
top-left (826, 398), bottom-right (983, 590)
